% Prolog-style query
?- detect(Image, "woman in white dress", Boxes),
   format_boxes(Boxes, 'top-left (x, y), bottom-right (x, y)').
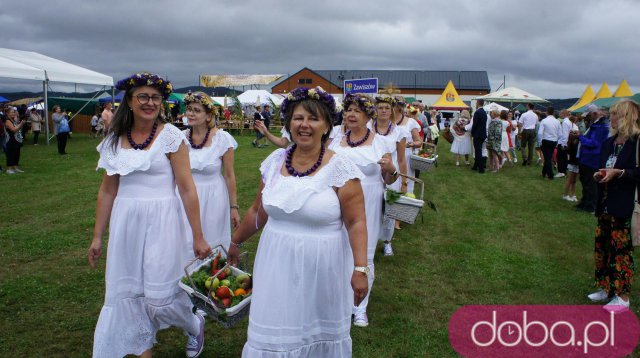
top-left (228, 87), bottom-right (369, 358)
top-left (499, 110), bottom-right (512, 165)
top-left (329, 93), bottom-right (399, 328)
top-left (375, 95), bottom-right (407, 255)
top-left (450, 110), bottom-right (472, 166)
top-left (182, 92), bottom-right (240, 251)
top-left (394, 99), bottom-right (422, 193)
top-left (87, 73), bottom-right (211, 358)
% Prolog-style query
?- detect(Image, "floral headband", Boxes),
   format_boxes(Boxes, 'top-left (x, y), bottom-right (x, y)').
top-left (375, 95), bottom-right (396, 106)
top-left (184, 92), bottom-right (216, 114)
top-left (281, 86), bottom-right (337, 119)
top-left (343, 93), bottom-right (377, 119)
top-left (393, 95), bottom-right (406, 108)
top-left (115, 72), bottom-right (173, 99)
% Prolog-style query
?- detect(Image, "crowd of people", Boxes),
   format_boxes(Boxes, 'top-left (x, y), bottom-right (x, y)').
top-left (1, 71), bottom-right (637, 357)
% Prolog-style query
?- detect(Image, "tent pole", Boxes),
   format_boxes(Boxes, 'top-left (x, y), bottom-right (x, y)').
top-left (44, 78), bottom-right (49, 145)
top-left (112, 86), bottom-right (115, 106)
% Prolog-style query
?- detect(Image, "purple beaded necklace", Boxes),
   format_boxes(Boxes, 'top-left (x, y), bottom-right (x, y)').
top-left (188, 127), bottom-right (212, 149)
top-left (374, 120), bottom-right (392, 136)
top-left (285, 144), bottom-right (325, 177)
top-left (126, 122), bottom-right (158, 150)
top-left (345, 128), bottom-right (370, 147)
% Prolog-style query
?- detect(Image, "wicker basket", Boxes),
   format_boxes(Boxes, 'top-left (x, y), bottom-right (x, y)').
top-left (410, 154), bottom-right (438, 172)
top-left (410, 142), bottom-right (438, 172)
top-left (384, 174), bottom-right (424, 224)
top-left (179, 246), bottom-right (251, 328)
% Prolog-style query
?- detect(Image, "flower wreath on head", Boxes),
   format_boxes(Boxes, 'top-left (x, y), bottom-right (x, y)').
top-left (184, 92), bottom-right (217, 116)
top-left (280, 86), bottom-right (337, 119)
top-left (374, 95), bottom-right (396, 106)
top-left (115, 72), bottom-right (173, 99)
top-left (393, 95), bottom-right (407, 108)
top-left (343, 93), bottom-right (377, 119)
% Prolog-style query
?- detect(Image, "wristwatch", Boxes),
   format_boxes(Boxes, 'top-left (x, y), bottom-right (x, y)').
top-left (354, 266), bottom-right (370, 276)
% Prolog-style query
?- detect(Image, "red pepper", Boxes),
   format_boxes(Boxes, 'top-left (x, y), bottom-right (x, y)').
top-left (211, 252), bottom-right (221, 275)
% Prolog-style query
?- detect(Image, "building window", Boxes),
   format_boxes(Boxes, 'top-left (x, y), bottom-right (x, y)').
top-left (298, 78), bottom-right (313, 84)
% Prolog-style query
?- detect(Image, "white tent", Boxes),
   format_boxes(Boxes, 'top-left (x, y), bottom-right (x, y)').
top-left (0, 48), bottom-right (114, 144)
top-left (474, 87), bottom-right (549, 104)
top-left (483, 102), bottom-right (509, 112)
top-left (237, 90), bottom-right (284, 106)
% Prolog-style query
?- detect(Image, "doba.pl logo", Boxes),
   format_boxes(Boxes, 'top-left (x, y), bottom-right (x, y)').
top-left (449, 305), bottom-right (640, 357)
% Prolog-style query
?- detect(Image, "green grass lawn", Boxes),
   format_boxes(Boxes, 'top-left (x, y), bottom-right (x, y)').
top-left (1, 133), bottom-right (638, 357)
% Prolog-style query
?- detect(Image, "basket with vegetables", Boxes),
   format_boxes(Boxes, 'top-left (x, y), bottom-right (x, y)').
top-left (410, 143), bottom-right (438, 172)
top-left (384, 174), bottom-right (424, 224)
top-left (179, 245), bottom-right (252, 328)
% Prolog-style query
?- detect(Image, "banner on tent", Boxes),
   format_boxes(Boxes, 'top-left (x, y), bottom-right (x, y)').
top-left (344, 78), bottom-right (378, 95)
top-left (199, 74), bottom-right (284, 87)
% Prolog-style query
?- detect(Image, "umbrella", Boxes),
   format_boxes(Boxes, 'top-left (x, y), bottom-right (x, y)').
top-left (474, 87), bottom-right (550, 104)
top-left (0, 95), bottom-right (9, 103)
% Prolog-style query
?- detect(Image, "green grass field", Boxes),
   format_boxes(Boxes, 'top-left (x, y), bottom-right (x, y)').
top-left (1, 133), bottom-right (638, 357)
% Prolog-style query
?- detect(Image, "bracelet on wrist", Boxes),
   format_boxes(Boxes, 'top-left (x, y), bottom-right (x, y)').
top-left (230, 241), bottom-right (243, 248)
top-left (230, 204), bottom-right (239, 210)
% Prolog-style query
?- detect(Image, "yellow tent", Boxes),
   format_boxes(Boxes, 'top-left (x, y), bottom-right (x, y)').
top-left (567, 85), bottom-right (596, 112)
top-left (430, 80), bottom-right (469, 110)
top-left (594, 83), bottom-right (612, 100)
top-left (613, 79), bottom-right (633, 97)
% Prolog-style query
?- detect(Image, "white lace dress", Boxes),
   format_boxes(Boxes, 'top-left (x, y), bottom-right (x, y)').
top-left (243, 148), bottom-right (364, 358)
top-left (396, 117), bottom-right (422, 194)
top-left (182, 129), bottom-right (238, 252)
top-left (93, 124), bottom-right (199, 357)
top-left (328, 133), bottom-right (394, 315)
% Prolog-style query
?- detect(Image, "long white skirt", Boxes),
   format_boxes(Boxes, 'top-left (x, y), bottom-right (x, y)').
top-left (93, 196), bottom-right (198, 358)
top-left (242, 220), bottom-right (352, 357)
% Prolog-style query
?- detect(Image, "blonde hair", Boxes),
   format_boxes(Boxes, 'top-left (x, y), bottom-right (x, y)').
top-left (460, 110), bottom-right (470, 119)
top-left (609, 99), bottom-right (640, 138)
top-left (490, 109), bottom-right (500, 118)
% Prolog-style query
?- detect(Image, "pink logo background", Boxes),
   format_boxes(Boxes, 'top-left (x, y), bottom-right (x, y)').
top-left (449, 305), bottom-right (640, 357)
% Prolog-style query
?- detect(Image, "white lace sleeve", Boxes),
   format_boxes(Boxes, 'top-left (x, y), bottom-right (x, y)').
top-left (158, 124), bottom-right (188, 154)
top-left (220, 130), bottom-right (238, 151)
top-left (280, 127), bottom-right (291, 141)
top-left (259, 148), bottom-right (286, 183)
top-left (96, 135), bottom-right (119, 174)
top-left (328, 153), bottom-right (365, 188)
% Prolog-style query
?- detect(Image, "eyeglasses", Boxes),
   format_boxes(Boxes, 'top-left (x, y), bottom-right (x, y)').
top-left (186, 106), bottom-right (204, 114)
top-left (135, 94), bottom-right (163, 105)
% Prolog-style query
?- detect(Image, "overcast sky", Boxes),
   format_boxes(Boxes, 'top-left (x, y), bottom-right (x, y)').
top-left (1, 0), bottom-right (638, 99)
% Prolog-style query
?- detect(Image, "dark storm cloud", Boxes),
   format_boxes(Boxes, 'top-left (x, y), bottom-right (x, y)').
top-left (1, 0), bottom-right (638, 97)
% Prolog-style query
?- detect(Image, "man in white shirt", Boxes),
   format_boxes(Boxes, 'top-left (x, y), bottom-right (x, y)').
top-left (517, 103), bottom-right (538, 165)
top-left (538, 106), bottom-right (562, 180)
top-left (555, 109), bottom-right (573, 178)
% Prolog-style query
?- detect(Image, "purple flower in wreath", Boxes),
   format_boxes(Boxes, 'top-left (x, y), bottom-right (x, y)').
top-left (115, 72), bottom-right (173, 99)
top-left (343, 93), bottom-right (377, 119)
top-left (280, 86), bottom-right (337, 120)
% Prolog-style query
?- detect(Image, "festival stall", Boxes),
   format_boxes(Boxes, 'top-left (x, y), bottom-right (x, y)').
top-left (429, 80), bottom-right (470, 111)
top-left (473, 87), bottom-right (550, 107)
top-left (567, 85), bottom-right (596, 112)
top-left (593, 83), bottom-right (612, 100)
top-left (0, 48), bottom-right (113, 143)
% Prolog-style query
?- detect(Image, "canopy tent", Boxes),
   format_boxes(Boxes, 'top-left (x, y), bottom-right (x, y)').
top-left (512, 104), bottom-right (528, 112)
top-left (594, 83), bottom-right (612, 100)
top-left (613, 80), bottom-right (633, 97)
top-left (567, 85), bottom-right (596, 112)
top-left (47, 97), bottom-right (101, 115)
top-left (0, 48), bottom-right (114, 144)
top-left (571, 93), bottom-right (640, 113)
top-left (474, 87), bottom-right (550, 104)
top-left (211, 96), bottom-right (233, 106)
top-left (430, 80), bottom-right (470, 110)
top-left (99, 91), bottom-right (125, 104)
top-left (0, 95), bottom-right (9, 103)
top-left (483, 102), bottom-right (509, 112)
top-left (237, 90), bottom-right (284, 106)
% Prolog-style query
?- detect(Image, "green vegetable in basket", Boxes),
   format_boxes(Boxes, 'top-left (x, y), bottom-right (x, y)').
top-left (385, 190), bottom-right (402, 204)
top-left (231, 295), bottom-right (243, 307)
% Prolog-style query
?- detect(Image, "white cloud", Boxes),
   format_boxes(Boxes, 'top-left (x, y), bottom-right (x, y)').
top-left (0, 0), bottom-right (638, 98)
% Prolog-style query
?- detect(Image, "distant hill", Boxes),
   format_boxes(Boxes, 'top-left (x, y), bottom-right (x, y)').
top-left (0, 86), bottom-right (241, 102)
